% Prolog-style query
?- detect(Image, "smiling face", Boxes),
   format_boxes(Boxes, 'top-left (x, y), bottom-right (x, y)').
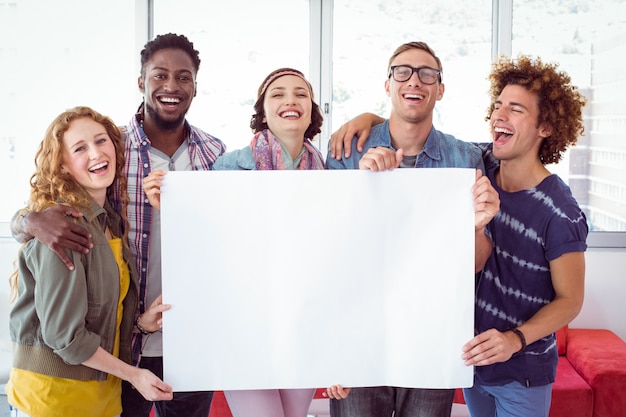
top-left (385, 48), bottom-right (444, 124)
top-left (262, 74), bottom-right (313, 141)
top-left (139, 48), bottom-right (196, 131)
top-left (61, 117), bottom-right (117, 206)
top-left (490, 84), bottom-right (552, 163)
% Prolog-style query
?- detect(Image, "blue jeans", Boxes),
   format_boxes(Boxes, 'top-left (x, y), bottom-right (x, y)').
top-left (330, 386), bottom-right (454, 417)
top-left (121, 356), bottom-right (213, 417)
top-left (463, 373), bottom-right (552, 417)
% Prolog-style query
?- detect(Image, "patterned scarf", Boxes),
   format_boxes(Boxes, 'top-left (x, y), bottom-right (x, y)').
top-left (250, 129), bottom-right (325, 170)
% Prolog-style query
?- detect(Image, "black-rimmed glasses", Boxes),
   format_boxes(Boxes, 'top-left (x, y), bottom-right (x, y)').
top-left (388, 65), bottom-right (442, 84)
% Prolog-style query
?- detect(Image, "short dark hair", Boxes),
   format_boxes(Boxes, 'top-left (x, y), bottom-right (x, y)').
top-left (140, 33), bottom-right (201, 77)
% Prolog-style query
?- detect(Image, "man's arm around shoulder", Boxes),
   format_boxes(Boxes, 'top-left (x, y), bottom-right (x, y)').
top-left (11, 204), bottom-right (93, 270)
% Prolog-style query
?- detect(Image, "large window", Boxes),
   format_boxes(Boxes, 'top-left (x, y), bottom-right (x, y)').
top-left (0, 0), bottom-right (624, 242)
top-left (332, 0), bottom-right (492, 143)
top-left (0, 0), bottom-right (139, 222)
top-left (511, 0), bottom-right (626, 232)
top-left (153, 0), bottom-right (310, 152)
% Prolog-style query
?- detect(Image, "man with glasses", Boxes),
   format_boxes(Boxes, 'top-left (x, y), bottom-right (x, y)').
top-left (324, 41), bottom-right (499, 417)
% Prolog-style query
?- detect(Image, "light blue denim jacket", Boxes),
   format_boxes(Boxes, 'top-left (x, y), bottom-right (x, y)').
top-left (213, 144), bottom-right (307, 171)
top-left (326, 119), bottom-right (485, 172)
top-left (212, 146), bottom-right (256, 170)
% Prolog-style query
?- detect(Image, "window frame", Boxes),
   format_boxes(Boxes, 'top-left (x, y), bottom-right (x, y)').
top-left (491, 0), bottom-right (625, 248)
top-left (2, 0), bottom-right (622, 247)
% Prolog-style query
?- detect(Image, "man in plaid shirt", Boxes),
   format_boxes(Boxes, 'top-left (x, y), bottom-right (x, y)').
top-left (11, 33), bottom-right (226, 417)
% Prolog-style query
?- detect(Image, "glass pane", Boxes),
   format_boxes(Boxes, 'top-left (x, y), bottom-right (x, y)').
top-left (153, 0), bottom-right (310, 151)
top-left (332, 0), bottom-right (493, 143)
top-left (512, 0), bottom-right (626, 231)
top-left (0, 0), bottom-right (138, 223)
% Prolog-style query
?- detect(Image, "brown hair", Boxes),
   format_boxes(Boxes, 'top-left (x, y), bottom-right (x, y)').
top-left (249, 67), bottom-right (324, 139)
top-left (486, 55), bottom-right (587, 164)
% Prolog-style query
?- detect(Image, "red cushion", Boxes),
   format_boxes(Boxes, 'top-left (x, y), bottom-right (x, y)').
top-left (453, 388), bottom-right (466, 404)
top-left (209, 391), bottom-right (233, 417)
top-left (567, 329), bottom-right (626, 417)
top-left (556, 325), bottom-right (568, 356)
top-left (313, 387), bottom-right (327, 399)
top-left (549, 357), bottom-right (593, 417)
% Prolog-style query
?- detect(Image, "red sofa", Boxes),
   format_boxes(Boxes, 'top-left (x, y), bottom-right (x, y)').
top-left (454, 327), bottom-right (626, 417)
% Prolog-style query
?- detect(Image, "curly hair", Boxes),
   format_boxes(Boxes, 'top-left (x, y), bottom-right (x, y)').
top-left (10, 107), bottom-right (130, 301)
top-left (486, 55), bottom-right (587, 164)
top-left (140, 33), bottom-right (201, 77)
top-left (28, 106), bottom-right (129, 216)
top-left (250, 67), bottom-right (324, 139)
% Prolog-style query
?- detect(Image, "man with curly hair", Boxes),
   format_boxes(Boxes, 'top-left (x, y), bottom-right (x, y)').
top-left (460, 55), bottom-right (589, 417)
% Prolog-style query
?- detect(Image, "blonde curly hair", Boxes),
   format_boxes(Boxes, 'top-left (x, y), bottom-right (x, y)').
top-left (9, 106), bottom-right (129, 301)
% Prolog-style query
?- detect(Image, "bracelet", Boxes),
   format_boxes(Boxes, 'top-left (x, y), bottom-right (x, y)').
top-left (135, 315), bottom-right (151, 335)
top-left (510, 328), bottom-right (527, 353)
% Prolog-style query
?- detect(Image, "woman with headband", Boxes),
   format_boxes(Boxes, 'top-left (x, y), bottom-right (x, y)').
top-left (212, 67), bottom-right (325, 172)
top-left (7, 107), bottom-right (173, 417)
top-left (143, 68), bottom-right (325, 417)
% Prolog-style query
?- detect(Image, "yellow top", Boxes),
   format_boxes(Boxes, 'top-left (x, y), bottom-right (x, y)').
top-left (6, 237), bottom-right (130, 417)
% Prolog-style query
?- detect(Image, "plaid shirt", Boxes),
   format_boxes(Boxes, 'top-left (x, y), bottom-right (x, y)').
top-left (111, 110), bottom-right (226, 364)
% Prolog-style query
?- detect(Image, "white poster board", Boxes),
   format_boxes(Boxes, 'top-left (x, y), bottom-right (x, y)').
top-left (160, 168), bottom-right (475, 391)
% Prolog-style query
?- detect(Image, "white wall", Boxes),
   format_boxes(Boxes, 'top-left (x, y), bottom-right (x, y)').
top-left (570, 247), bottom-right (626, 340)
top-left (0, 232), bottom-right (624, 386)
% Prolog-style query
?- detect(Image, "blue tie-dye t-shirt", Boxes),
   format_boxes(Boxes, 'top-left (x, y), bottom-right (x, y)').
top-left (474, 144), bottom-right (588, 387)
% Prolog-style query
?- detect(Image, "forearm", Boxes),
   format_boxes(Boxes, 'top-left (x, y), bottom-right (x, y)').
top-left (461, 300), bottom-right (581, 366)
top-left (369, 113), bottom-right (385, 125)
top-left (83, 345), bottom-right (173, 401)
top-left (517, 296), bottom-right (583, 346)
top-left (82, 346), bottom-right (140, 383)
top-left (517, 252), bottom-right (586, 345)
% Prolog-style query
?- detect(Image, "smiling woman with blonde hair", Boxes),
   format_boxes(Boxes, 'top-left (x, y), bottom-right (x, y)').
top-left (6, 106), bottom-right (173, 417)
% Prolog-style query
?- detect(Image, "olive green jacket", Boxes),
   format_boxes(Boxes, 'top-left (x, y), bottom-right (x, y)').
top-left (10, 199), bottom-right (138, 381)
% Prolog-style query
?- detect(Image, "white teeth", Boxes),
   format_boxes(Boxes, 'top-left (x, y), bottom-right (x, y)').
top-left (89, 162), bottom-right (108, 172)
top-left (404, 93), bottom-right (424, 99)
top-left (494, 127), bottom-right (513, 135)
top-left (281, 111), bottom-right (299, 118)
top-left (160, 97), bottom-right (180, 103)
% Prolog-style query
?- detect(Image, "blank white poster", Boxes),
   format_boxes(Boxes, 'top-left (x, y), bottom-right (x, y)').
top-left (160, 168), bottom-right (475, 391)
